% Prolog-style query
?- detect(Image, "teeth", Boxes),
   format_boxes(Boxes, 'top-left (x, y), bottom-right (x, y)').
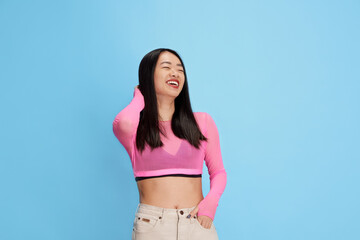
top-left (166, 81), bottom-right (179, 86)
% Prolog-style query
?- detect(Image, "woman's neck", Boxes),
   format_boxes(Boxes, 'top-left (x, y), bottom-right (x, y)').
top-left (157, 96), bottom-right (175, 121)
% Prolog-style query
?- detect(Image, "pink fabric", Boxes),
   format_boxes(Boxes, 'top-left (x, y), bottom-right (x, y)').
top-left (112, 87), bottom-right (227, 220)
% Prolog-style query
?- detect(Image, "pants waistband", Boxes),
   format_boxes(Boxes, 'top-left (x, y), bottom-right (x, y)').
top-left (135, 203), bottom-right (197, 221)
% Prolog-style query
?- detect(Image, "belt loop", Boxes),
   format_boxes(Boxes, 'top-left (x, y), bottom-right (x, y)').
top-left (190, 213), bottom-right (195, 223)
top-left (159, 208), bottom-right (164, 222)
top-left (135, 203), bottom-right (140, 215)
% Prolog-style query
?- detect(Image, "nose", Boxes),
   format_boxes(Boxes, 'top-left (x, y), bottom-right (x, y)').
top-left (170, 69), bottom-right (179, 77)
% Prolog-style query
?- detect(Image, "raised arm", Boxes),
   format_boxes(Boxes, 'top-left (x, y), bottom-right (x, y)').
top-left (112, 87), bottom-right (145, 158)
top-left (197, 112), bottom-right (227, 221)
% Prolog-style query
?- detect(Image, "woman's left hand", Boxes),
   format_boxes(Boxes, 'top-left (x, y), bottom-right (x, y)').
top-left (187, 205), bottom-right (213, 229)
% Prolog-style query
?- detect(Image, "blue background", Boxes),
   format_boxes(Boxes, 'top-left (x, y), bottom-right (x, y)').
top-left (1, 0), bottom-right (359, 239)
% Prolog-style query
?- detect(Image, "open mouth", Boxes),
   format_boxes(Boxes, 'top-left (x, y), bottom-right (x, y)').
top-left (166, 79), bottom-right (179, 88)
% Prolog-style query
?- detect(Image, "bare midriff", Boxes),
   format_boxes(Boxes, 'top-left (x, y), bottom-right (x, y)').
top-left (136, 176), bottom-right (204, 209)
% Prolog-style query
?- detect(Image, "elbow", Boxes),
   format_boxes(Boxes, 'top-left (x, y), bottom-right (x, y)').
top-left (209, 168), bottom-right (227, 181)
top-left (210, 169), bottom-right (227, 188)
top-left (112, 118), bottom-right (134, 138)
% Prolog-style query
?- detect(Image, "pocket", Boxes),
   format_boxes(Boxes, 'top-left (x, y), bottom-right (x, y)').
top-left (194, 218), bottom-right (214, 231)
top-left (133, 212), bottom-right (160, 233)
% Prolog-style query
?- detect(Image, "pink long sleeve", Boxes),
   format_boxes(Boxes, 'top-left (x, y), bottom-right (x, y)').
top-left (112, 87), bottom-right (145, 160)
top-left (112, 90), bottom-right (227, 220)
top-left (196, 112), bottom-right (227, 221)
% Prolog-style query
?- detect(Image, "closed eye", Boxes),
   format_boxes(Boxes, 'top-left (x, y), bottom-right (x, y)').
top-left (163, 67), bottom-right (183, 72)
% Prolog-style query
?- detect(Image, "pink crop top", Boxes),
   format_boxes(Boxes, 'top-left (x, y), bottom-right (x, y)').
top-left (112, 87), bottom-right (227, 220)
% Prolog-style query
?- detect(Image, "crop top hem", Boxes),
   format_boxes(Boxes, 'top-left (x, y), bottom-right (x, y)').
top-left (135, 168), bottom-right (202, 178)
top-left (135, 173), bottom-right (202, 182)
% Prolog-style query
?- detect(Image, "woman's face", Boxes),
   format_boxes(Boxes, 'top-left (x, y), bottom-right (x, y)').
top-left (153, 51), bottom-right (185, 98)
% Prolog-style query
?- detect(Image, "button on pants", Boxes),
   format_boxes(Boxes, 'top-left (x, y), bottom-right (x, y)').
top-left (132, 203), bottom-right (219, 240)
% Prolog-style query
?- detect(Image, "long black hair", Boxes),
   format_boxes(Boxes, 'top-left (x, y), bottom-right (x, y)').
top-left (136, 48), bottom-right (208, 154)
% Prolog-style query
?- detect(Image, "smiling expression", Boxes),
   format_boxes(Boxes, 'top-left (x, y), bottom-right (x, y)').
top-left (153, 51), bottom-right (185, 97)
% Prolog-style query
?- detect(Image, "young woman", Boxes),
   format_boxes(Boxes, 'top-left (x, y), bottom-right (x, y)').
top-left (112, 48), bottom-right (227, 240)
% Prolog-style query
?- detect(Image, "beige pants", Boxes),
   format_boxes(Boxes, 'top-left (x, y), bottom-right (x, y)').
top-left (132, 203), bottom-right (219, 240)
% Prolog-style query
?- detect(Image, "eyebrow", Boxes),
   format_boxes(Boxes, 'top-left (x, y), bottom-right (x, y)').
top-left (160, 61), bottom-right (183, 67)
